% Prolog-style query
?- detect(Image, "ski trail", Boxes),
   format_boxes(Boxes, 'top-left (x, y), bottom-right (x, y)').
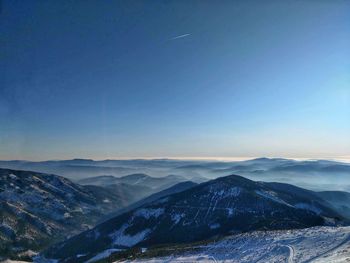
top-left (275, 244), bottom-right (294, 263)
top-left (286, 245), bottom-right (295, 263)
top-left (209, 255), bottom-right (218, 263)
top-left (303, 232), bottom-right (350, 263)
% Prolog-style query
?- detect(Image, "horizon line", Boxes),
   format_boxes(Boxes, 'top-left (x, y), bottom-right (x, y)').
top-left (1, 156), bottom-right (350, 163)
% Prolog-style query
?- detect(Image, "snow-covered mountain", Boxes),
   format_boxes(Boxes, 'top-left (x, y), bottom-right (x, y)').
top-left (0, 168), bottom-right (143, 259)
top-left (40, 174), bottom-right (344, 262)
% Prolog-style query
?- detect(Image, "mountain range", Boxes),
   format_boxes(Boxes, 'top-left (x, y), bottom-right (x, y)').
top-left (39, 174), bottom-right (346, 262)
top-left (1, 158), bottom-right (349, 191)
top-left (77, 173), bottom-right (197, 191)
top-left (1, 158), bottom-right (350, 262)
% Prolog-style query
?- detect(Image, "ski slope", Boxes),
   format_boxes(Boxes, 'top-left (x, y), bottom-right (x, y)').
top-left (118, 226), bottom-right (350, 263)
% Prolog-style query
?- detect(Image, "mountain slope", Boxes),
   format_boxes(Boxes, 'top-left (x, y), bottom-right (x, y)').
top-left (102, 181), bottom-right (197, 222)
top-left (263, 182), bottom-right (350, 221)
top-left (105, 226), bottom-right (350, 263)
top-left (41, 174), bottom-right (343, 262)
top-left (87, 183), bottom-right (155, 206)
top-left (0, 168), bottom-right (139, 259)
top-left (316, 191), bottom-right (350, 219)
top-left (77, 174), bottom-right (192, 208)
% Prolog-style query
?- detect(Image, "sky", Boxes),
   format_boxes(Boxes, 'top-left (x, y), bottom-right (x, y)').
top-left (0, 0), bottom-right (349, 161)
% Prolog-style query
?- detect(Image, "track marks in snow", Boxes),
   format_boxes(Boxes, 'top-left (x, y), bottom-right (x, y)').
top-left (304, 232), bottom-right (350, 262)
top-left (285, 245), bottom-right (295, 263)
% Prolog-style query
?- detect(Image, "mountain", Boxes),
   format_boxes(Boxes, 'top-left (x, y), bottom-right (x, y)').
top-left (78, 173), bottom-right (189, 192)
top-left (2, 158), bottom-right (349, 191)
top-left (316, 191), bottom-right (350, 219)
top-left (78, 174), bottom-right (155, 203)
top-left (211, 158), bottom-right (350, 175)
top-left (0, 160), bottom-right (151, 181)
top-left (208, 158), bottom-right (350, 191)
top-left (0, 168), bottom-right (142, 260)
top-left (83, 184), bottom-right (152, 209)
top-left (79, 177), bottom-right (198, 224)
top-left (270, 163), bottom-right (350, 173)
top-left (40, 174), bottom-right (343, 262)
top-left (0, 159), bottom-right (201, 180)
top-left (262, 182), bottom-right (350, 220)
top-left (102, 181), bottom-right (197, 222)
top-left (77, 175), bottom-right (121, 186)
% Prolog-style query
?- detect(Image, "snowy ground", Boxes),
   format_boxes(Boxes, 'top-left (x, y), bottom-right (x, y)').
top-left (117, 226), bottom-right (350, 263)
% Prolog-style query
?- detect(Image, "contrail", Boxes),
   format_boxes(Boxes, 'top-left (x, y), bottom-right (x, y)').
top-left (169, 33), bottom-right (191, 40)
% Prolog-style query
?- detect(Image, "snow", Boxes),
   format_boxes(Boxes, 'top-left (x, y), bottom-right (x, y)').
top-left (255, 190), bottom-right (323, 215)
top-left (116, 226), bottom-right (350, 263)
top-left (63, 212), bottom-right (71, 218)
top-left (0, 222), bottom-right (14, 233)
top-left (224, 186), bottom-right (241, 197)
top-left (86, 248), bottom-right (122, 263)
top-left (323, 216), bottom-right (337, 226)
top-left (255, 190), bottom-right (292, 206)
top-left (226, 208), bottom-right (234, 216)
top-left (313, 242), bottom-right (350, 263)
top-left (208, 186), bottom-right (241, 198)
top-left (295, 203), bottom-right (322, 215)
top-left (109, 224), bottom-right (152, 247)
top-left (171, 213), bottom-right (184, 224)
top-left (8, 173), bottom-right (17, 179)
top-left (134, 208), bottom-right (164, 219)
top-left (209, 223), bottom-right (220, 229)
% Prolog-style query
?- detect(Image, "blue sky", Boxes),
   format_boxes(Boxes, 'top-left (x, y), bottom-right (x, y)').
top-left (1, 0), bottom-right (349, 160)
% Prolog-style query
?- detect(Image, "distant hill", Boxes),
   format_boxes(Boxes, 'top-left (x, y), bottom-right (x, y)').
top-left (2, 158), bottom-right (349, 191)
top-left (78, 173), bottom-right (189, 192)
top-left (0, 159), bottom-right (201, 180)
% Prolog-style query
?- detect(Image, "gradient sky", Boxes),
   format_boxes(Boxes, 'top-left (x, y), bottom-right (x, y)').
top-left (1, 0), bottom-right (349, 161)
